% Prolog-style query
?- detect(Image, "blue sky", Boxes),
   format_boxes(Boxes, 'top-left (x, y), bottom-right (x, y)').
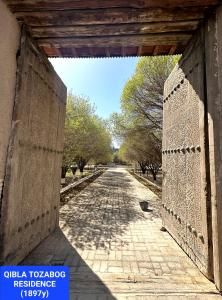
top-left (50, 57), bottom-right (139, 119)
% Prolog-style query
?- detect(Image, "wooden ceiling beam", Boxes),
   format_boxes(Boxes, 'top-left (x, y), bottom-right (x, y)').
top-left (105, 48), bottom-right (111, 57)
top-left (70, 47), bottom-right (78, 57)
top-left (43, 45), bottom-right (187, 58)
top-left (5, 0), bottom-right (220, 12)
top-left (37, 33), bottom-right (192, 48)
top-left (46, 46), bottom-right (61, 57)
top-left (137, 46), bottom-right (143, 56)
top-left (31, 21), bottom-right (199, 38)
top-left (41, 46), bottom-right (58, 57)
top-left (88, 47), bottom-right (94, 57)
top-left (153, 46), bottom-right (161, 55)
top-left (5, 0), bottom-right (219, 58)
top-left (121, 46), bottom-right (126, 57)
top-left (14, 7), bottom-right (204, 27)
top-left (168, 45), bottom-right (177, 55)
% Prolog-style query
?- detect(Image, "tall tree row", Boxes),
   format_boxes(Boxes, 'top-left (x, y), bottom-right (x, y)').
top-left (111, 56), bottom-right (179, 180)
top-left (62, 92), bottom-right (112, 176)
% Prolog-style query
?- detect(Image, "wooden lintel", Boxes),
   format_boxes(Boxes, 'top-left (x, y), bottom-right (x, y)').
top-left (14, 7), bottom-right (204, 27)
top-left (44, 45), bottom-right (187, 57)
top-left (37, 33), bottom-right (192, 48)
top-left (31, 21), bottom-right (199, 38)
top-left (6, 0), bottom-right (220, 12)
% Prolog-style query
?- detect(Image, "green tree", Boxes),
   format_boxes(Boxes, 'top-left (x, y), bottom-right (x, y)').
top-left (121, 56), bottom-right (179, 137)
top-left (112, 148), bottom-right (127, 165)
top-left (111, 56), bottom-right (179, 179)
top-left (63, 92), bottom-right (112, 175)
top-left (119, 129), bottom-right (161, 179)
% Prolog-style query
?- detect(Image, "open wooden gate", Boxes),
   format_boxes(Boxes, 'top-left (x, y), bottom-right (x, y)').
top-left (0, 28), bottom-right (66, 265)
top-left (161, 29), bottom-right (212, 278)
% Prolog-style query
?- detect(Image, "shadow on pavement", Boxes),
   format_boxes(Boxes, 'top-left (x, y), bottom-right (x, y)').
top-left (59, 170), bottom-right (149, 251)
top-left (20, 228), bottom-right (117, 299)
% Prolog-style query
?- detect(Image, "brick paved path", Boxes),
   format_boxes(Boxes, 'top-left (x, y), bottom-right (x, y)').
top-left (22, 167), bottom-right (221, 299)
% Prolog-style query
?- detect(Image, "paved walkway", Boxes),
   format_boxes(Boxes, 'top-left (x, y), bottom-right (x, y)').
top-left (22, 167), bottom-right (221, 299)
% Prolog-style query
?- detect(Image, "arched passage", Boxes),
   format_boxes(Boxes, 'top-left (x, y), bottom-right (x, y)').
top-left (1, 0), bottom-right (222, 293)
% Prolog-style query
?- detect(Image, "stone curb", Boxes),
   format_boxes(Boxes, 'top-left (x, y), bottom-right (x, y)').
top-left (130, 170), bottom-right (162, 191)
top-left (60, 169), bottom-right (103, 195)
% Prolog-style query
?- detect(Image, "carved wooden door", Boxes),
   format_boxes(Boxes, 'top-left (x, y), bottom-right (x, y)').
top-left (0, 28), bottom-right (66, 265)
top-left (161, 31), bottom-right (212, 278)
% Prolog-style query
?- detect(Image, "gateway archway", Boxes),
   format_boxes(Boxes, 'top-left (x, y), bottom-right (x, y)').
top-left (1, 0), bottom-right (222, 292)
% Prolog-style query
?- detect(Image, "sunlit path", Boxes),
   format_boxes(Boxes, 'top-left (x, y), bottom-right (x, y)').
top-left (21, 167), bottom-right (221, 299)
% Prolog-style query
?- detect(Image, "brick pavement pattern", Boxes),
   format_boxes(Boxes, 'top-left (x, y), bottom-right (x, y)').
top-left (21, 167), bottom-right (222, 299)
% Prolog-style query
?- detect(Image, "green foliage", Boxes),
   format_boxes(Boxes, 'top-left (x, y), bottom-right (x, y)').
top-left (112, 149), bottom-right (127, 165)
top-left (120, 55), bottom-right (180, 135)
top-left (119, 129), bottom-right (161, 164)
top-left (111, 55), bottom-right (179, 176)
top-left (63, 92), bottom-right (112, 172)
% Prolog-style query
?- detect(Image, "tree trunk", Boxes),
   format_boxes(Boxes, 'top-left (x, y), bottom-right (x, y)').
top-left (70, 166), bottom-right (77, 176)
top-left (79, 166), bottom-right (84, 173)
top-left (150, 169), bottom-right (157, 181)
top-left (61, 166), bottom-right (68, 178)
top-left (142, 168), bottom-right (146, 175)
top-left (138, 161), bottom-right (146, 175)
top-left (77, 157), bottom-right (87, 175)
